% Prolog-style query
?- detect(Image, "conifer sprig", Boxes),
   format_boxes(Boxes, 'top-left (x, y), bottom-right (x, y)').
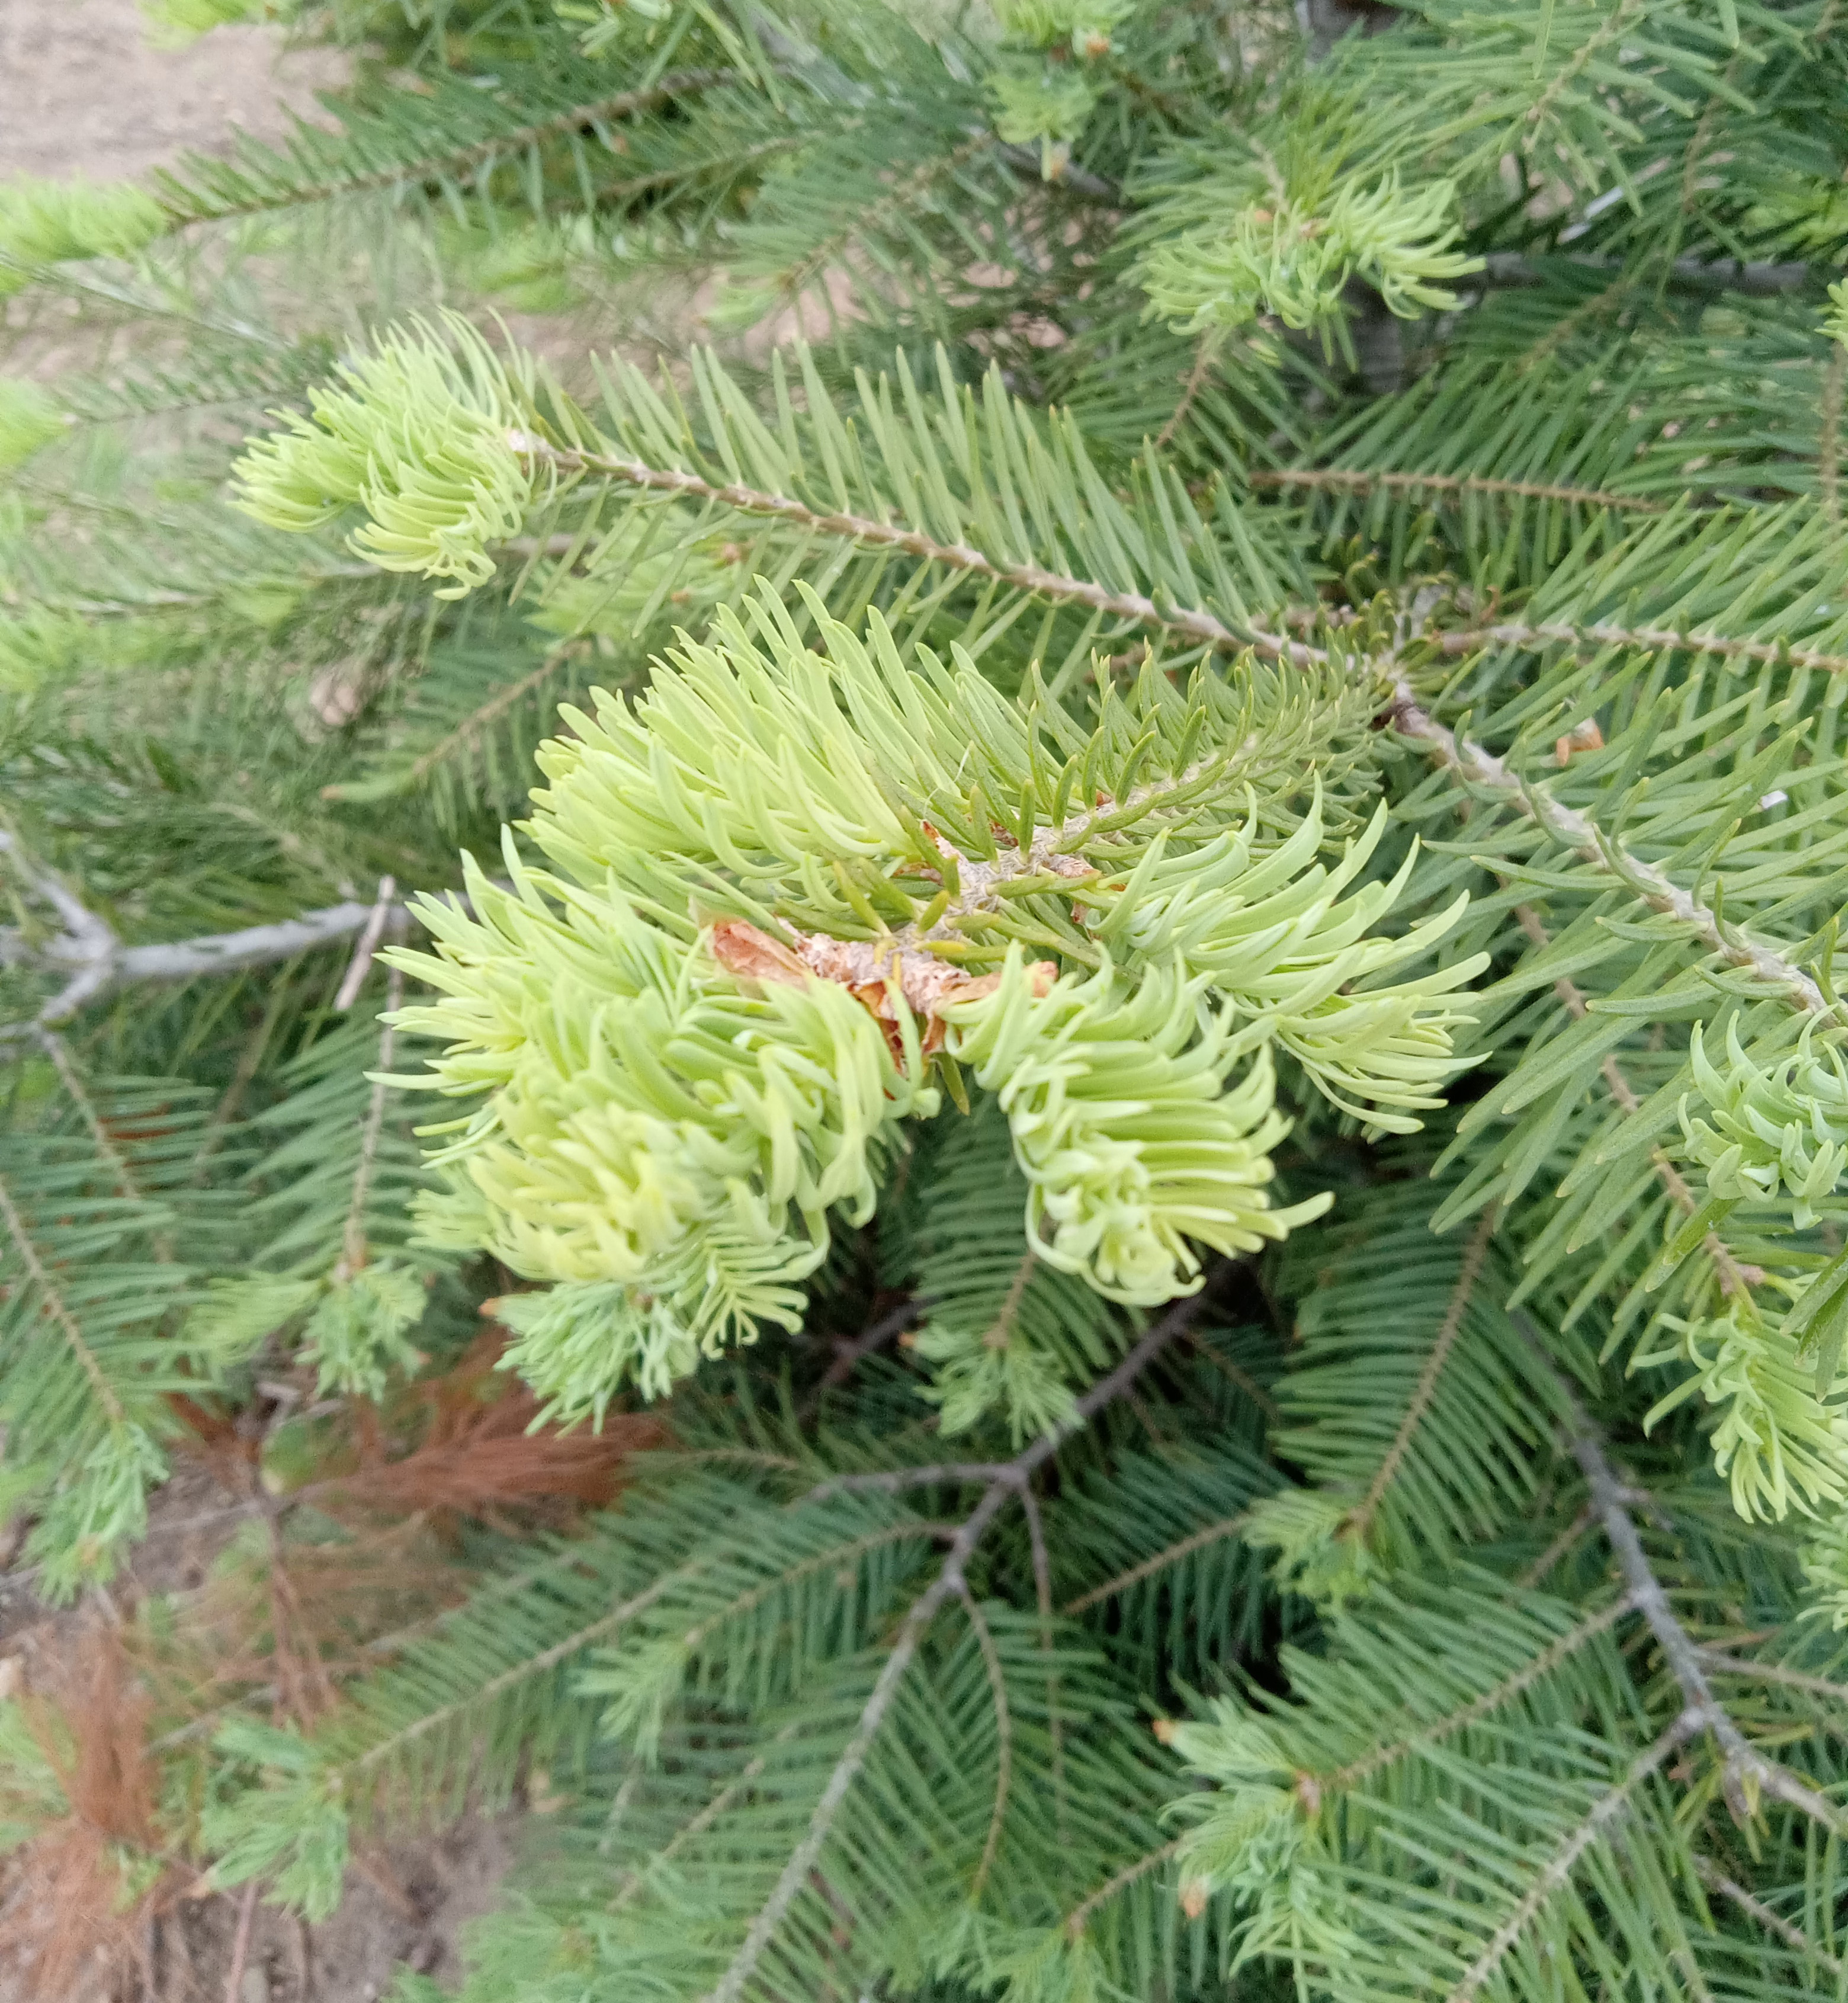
top-left (8, 0), bottom-right (1848, 1992)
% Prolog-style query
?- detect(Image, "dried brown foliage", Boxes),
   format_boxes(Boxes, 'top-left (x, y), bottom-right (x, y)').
top-left (0, 1623), bottom-right (165, 2000)
top-left (142, 1331), bottom-right (664, 1739)
top-left (307, 1328), bottom-right (666, 1524)
top-left (0, 1329), bottom-right (664, 1995)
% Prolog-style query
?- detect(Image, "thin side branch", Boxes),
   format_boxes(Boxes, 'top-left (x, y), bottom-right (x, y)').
top-left (516, 438), bottom-right (1318, 669)
top-left (1480, 252), bottom-right (1813, 296)
top-left (1, 863), bottom-right (392, 1046)
top-left (1823, 342), bottom-right (1844, 528)
top-left (702, 1279), bottom-right (1220, 2003)
top-left (1322, 1595), bottom-right (1636, 1796)
top-left (1514, 1312), bottom-right (1848, 1837)
top-left (1392, 687), bottom-right (1836, 1019)
top-left (1513, 904), bottom-right (1759, 1299)
top-left (0, 1165), bottom-right (128, 1427)
top-left (335, 967), bottom-right (405, 1280)
top-left (1346, 1208), bottom-right (1496, 1544)
top-left (1064, 1837), bottom-right (1186, 1939)
top-left (1445, 1712), bottom-right (1705, 2003)
top-left (1435, 617), bottom-right (1848, 678)
top-left (959, 1584), bottom-right (1013, 1901)
top-left (1694, 1645), bottom-right (1848, 1710)
top-left (1251, 466), bottom-right (1667, 514)
top-left (1061, 1512), bottom-right (1253, 1616)
top-left (1693, 1854), bottom-right (1848, 1977)
top-left (801, 1462), bottom-right (1022, 1505)
top-left (222, 1883), bottom-right (260, 2003)
top-left (159, 72), bottom-right (738, 225)
top-left (812, 1295), bottom-right (929, 1399)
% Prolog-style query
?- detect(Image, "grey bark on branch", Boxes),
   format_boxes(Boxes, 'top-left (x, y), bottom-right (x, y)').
top-left (1511, 1310), bottom-right (1847, 1838)
top-left (702, 1271), bottom-right (1229, 2003)
top-left (0, 831), bottom-right (408, 1046)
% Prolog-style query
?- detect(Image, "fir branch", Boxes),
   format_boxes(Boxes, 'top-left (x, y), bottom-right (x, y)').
top-left (155, 72), bottom-right (739, 226)
top-left (1319, 1595), bottom-right (1637, 1796)
top-left (1345, 1208), bottom-right (1497, 1544)
top-left (0, 830), bottom-right (404, 1037)
top-left (1153, 333), bottom-right (1225, 452)
top-left (609, 1729), bottom-right (797, 1911)
top-left (333, 878), bottom-right (399, 1012)
top-left (1443, 1713), bottom-right (1702, 2003)
top-left (1512, 903), bottom-right (1759, 1297)
top-left (1517, 1505), bottom-right (1595, 1588)
top-left (1692, 1854), bottom-right (1848, 1976)
top-left (0, 1168), bottom-right (128, 1428)
top-left (812, 1296), bottom-right (926, 1398)
top-left (1390, 685), bottom-right (1837, 1019)
top-left (37, 1031), bottom-right (140, 1203)
top-left (957, 1584), bottom-right (1012, 1900)
top-left (348, 1569), bottom-right (688, 1780)
top-left (768, 133), bottom-right (993, 305)
top-left (514, 436), bottom-right (1318, 668)
top-left (1435, 618), bottom-right (1848, 678)
top-left (1061, 1512), bottom-right (1254, 1616)
top-left (1824, 344), bottom-right (1844, 527)
top-left (1478, 255), bottom-right (1815, 296)
top-left (335, 650), bottom-right (570, 805)
top-left (1516, 0), bottom-right (1650, 158)
top-left (802, 1463), bottom-right (1023, 1503)
top-left (1693, 1647), bottom-right (1848, 1710)
top-left (702, 1277), bottom-right (1221, 2003)
top-left (1063, 1837), bottom-right (1186, 1939)
top-left (334, 966), bottom-right (403, 1281)
top-left (1516, 1312), bottom-right (1848, 1836)
top-left (1251, 467), bottom-right (1667, 513)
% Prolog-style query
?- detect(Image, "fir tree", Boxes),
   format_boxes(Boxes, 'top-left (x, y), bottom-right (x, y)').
top-left (5, 0), bottom-right (1848, 1995)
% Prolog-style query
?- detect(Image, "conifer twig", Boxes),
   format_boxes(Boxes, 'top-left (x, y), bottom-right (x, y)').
top-left (1512, 1312), bottom-right (1848, 1836)
top-left (222, 1883), bottom-right (259, 2003)
top-left (811, 1295), bottom-right (928, 1396)
top-left (1445, 1711), bottom-right (1707, 2003)
top-left (159, 72), bottom-right (739, 225)
top-left (1389, 686), bottom-right (1837, 1020)
top-left (511, 438), bottom-right (1320, 669)
top-left (0, 1164), bottom-right (129, 1426)
top-left (1480, 252), bottom-right (1812, 295)
top-left (0, 835), bottom-right (389, 1043)
top-left (1512, 903), bottom-right (1760, 1297)
top-left (1060, 1511), bottom-right (1253, 1616)
top-left (1433, 617), bottom-right (1848, 678)
top-left (1346, 1207), bottom-right (1496, 1544)
top-left (1063, 1837), bottom-right (1186, 1938)
top-left (1250, 466), bottom-right (1667, 513)
top-left (957, 1582), bottom-right (1013, 1899)
top-left (1692, 1854), bottom-right (1848, 1976)
top-left (702, 1275), bottom-right (1223, 2003)
top-left (335, 967), bottom-right (405, 1280)
top-left (333, 877), bottom-right (399, 1011)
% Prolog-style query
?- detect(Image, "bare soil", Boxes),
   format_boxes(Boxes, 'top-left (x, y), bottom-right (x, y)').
top-left (0, 0), bottom-right (349, 182)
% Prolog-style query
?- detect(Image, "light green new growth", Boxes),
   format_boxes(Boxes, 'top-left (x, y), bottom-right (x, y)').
top-left (1640, 1301), bottom-right (1848, 1522)
top-left (942, 951), bottom-right (1326, 1302)
top-left (318, 496), bottom-right (1484, 1408)
top-left (1681, 1016), bottom-right (1848, 1228)
top-left (1143, 174), bottom-right (1479, 342)
top-left (390, 850), bottom-right (928, 1357)
top-left (232, 317), bottom-right (536, 597)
